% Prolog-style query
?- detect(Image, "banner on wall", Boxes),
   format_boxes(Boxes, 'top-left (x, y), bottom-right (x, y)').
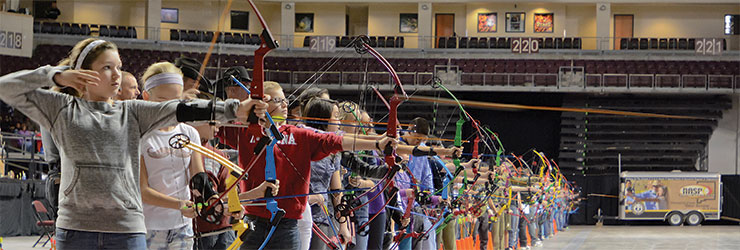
top-left (0, 12), bottom-right (33, 58)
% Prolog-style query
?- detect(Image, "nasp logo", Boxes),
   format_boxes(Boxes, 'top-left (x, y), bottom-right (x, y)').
top-left (680, 185), bottom-right (711, 197)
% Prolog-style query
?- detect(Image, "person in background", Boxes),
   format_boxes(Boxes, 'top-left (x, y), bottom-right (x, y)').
top-left (175, 57), bottom-right (213, 100)
top-left (115, 71), bottom-right (141, 100)
top-left (138, 62), bottom-right (205, 249)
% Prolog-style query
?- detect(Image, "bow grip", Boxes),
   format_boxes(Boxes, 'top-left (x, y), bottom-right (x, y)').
top-left (264, 180), bottom-right (276, 199)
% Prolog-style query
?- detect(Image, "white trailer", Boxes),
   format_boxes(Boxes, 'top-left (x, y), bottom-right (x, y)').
top-left (619, 171), bottom-right (722, 226)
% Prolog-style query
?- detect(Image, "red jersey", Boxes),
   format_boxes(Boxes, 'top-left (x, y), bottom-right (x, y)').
top-left (219, 124), bottom-right (343, 220)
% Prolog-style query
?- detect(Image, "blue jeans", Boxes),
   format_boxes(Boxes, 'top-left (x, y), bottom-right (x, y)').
top-left (519, 211), bottom-right (537, 246)
top-left (240, 217), bottom-right (299, 250)
top-left (55, 228), bottom-right (146, 250)
top-left (349, 202), bottom-right (369, 250)
top-left (196, 230), bottom-right (236, 250)
top-left (507, 208), bottom-right (519, 248)
top-left (543, 211), bottom-right (553, 237)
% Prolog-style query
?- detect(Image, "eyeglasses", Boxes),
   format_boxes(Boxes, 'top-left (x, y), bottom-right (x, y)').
top-left (269, 98), bottom-right (288, 104)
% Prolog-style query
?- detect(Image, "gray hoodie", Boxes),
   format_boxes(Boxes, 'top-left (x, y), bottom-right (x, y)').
top-left (0, 65), bottom-right (239, 233)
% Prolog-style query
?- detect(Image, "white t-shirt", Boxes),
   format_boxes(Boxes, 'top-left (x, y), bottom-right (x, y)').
top-left (140, 123), bottom-right (200, 230)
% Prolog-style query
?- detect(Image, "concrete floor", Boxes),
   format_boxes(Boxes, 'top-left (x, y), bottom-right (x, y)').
top-left (1, 225), bottom-right (739, 250)
top-left (538, 225), bottom-right (740, 250)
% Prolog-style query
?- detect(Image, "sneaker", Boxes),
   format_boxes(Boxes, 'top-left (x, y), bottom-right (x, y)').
top-left (521, 246), bottom-right (530, 250)
top-left (548, 234), bottom-right (554, 238)
top-left (534, 241), bottom-right (543, 247)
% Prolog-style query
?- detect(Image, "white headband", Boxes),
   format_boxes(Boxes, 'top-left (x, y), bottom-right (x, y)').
top-left (144, 73), bottom-right (184, 91)
top-left (75, 40), bottom-right (107, 70)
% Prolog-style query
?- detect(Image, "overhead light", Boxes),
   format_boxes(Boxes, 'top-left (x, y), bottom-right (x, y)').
top-left (421, 4), bottom-right (428, 10)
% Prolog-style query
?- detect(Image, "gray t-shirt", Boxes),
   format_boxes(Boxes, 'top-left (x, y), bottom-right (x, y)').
top-left (0, 65), bottom-right (239, 233)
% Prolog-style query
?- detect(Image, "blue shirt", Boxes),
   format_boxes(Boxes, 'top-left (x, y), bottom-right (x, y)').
top-left (634, 189), bottom-right (658, 210)
top-left (407, 142), bottom-right (434, 192)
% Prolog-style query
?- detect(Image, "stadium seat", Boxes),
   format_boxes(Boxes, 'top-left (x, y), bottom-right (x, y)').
top-left (563, 38), bottom-right (573, 49)
top-left (233, 33), bottom-right (244, 44)
top-left (497, 37), bottom-right (508, 48)
top-left (396, 37), bottom-right (404, 48)
top-left (649, 38), bottom-right (658, 49)
top-left (368, 36), bottom-right (377, 47)
top-left (469, 37), bottom-right (479, 48)
top-left (573, 38), bottom-right (582, 49)
top-left (459, 37), bottom-right (469, 48)
top-left (678, 38), bottom-right (688, 50)
top-left (50, 22), bottom-right (62, 34)
top-left (629, 38), bottom-right (638, 50)
top-left (545, 38), bottom-right (554, 49)
top-left (81, 24), bottom-right (91, 35)
top-left (170, 29), bottom-right (180, 41)
top-left (639, 38), bottom-right (648, 50)
top-left (377, 36), bottom-right (386, 48)
top-left (478, 38), bottom-right (487, 49)
top-left (659, 38), bottom-right (668, 49)
top-left (385, 37), bottom-right (395, 48)
top-left (437, 37), bottom-right (446, 48)
top-left (114, 26), bottom-right (125, 37)
top-left (447, 37), bottom-right (457, 48)
top-left (488, 37), bottom-right (497, 48)
top-left (223, 32), bottom-right (234, 43)
top-left (129, 27), bottom-right (137, 38)
top-left (33, 21), bottom-right (41, 33)
top-left (668, 38), bottom-right (677, 49)
top-left (204, 31), bottom-right (214, 42)
top-left (61, 23), bottom-right (72, 34)
top-left (554, 38), bottom-right (563, 49)
top-left (187, 30), bottom-right (198, 42)
top-left (687, 38), bottom-right (696, 50)
top-left (250, 34), bottom-right (261, 45)
top-left (70, 23), bottom-right (82, 35)
top-left (99, 25), bottom-right (110, 36)
top-left (339, 36), bottom-right (351, 47)
top-left (196, 31), bottom-right (205, 42)
top-left (620, 38), bottom-right (629, 50)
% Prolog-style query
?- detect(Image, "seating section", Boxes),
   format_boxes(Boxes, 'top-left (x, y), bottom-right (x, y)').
top-left (35, 21), bottom-right (138, 38)
top-left (98, 25), bottom-right (138, 38)
top-left (559, 96), bottom-right (731, 171)
top-left (169, 29), bottom-right (261, 45)
top-left (437, 37), bottom-right (582, 49)
top-left (619, 37), bottom-right (724, 51)
top-left (1, 44), bottom-right (737, 88)
top-left (35, 21), bottom-right (91, 36)
top-left (307, 36), bottom-right (406, 48)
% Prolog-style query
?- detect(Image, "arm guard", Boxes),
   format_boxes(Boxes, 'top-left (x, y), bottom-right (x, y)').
top-left (340, 151), bottom-right (390, 179)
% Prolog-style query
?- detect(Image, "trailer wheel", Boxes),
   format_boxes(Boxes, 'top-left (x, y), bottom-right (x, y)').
top-left (667, 212), bottom-right (684, 226)
top-left (685, 212), bottom-right (703, 226)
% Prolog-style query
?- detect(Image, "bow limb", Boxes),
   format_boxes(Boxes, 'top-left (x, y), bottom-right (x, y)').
top-left (167, 134), bottom-right (255, 243)
top-left (243, 2), bottom-right (286, 250)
